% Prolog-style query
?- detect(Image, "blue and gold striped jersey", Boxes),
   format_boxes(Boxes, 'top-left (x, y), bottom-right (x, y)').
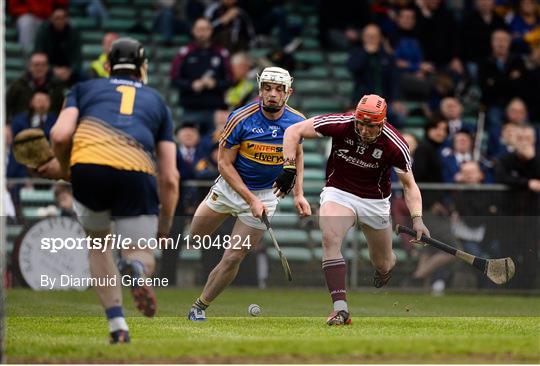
top-left (220, 100), bottom-right (306, 190)
top-left (65, 76), bottom-right (173, 175)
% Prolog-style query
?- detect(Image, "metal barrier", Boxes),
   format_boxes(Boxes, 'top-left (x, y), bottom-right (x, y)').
top-left (4, 178), bottom-right (539, 290)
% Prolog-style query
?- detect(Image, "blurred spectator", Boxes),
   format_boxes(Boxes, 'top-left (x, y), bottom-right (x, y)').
top-left (161, 121), bottom-right (206, 284)
top-left (487, 120), bottom-right (520, 158)
top-left (7, 92), bottom-right (57, 179)
top-left (487, 97), bottom-right (529, 157)
top-left (459, 0), bottom-right (508, 79)
top-left (413, 116), bottom-right (448, 183)
top-left (478, 29), bottom-right (527, 130)
top-left (202, 108), bottom-right (230, 147)
top-left (205, 0), bottom-right (256, 52)
top-left (7, 0), bottom-right (67, 54)
top-left (153, 0), bottom-right (204, 46)
top-left (6, 52), bottom-right (65, 120)
top-left (53, 183), bottom-right (75, 216)
top-left (507, 0), bottom-right (540, 54)
top-left (494, 124), bottom-right (539, 289)
top-left (175, 122), bottom-right (206, 181)
top-left (415, 0), bottom-right (463, 74)
top-left (391, 7), bottom-right (435, 100)
top-left (450, 161), bottom-right (499, 288)
top-left (242, 0), bottom-right (301, 48)
top-left (440, 97), bottom-right (475, 137)
top-left (442, 130), bottom-right (474, 183)
top-left (318, 0), bottom-right (371, 50)
top-left (34, 7), bottom-right (83, 86)
top-left (225, 52), bottom-right (254, 110)
top-left (194, 143), bottom-right (219, 180)
top-left (88, 32), bottom-right (119, 79)
top-left (70, 0), bottom-right (109, 26)
top-left (495, 124), bottom-right (540, 190)
top-left (170, 18), bottom-right (232, 134)
top-left (523, 45), bottom-right (540, 121)
top-left (347, 24), bottom-right (397, 106)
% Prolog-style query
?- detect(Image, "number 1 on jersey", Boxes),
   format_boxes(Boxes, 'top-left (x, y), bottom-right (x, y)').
top-left (116, 85), bottom-right (136, 115)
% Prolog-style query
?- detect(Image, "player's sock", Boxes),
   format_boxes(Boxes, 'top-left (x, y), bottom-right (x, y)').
top-left (193, 296), bottom-right (210, 310)
top-left (322, 258), bottom-right (348, 311)
top-left (106, 306), bottom-right (129, 332)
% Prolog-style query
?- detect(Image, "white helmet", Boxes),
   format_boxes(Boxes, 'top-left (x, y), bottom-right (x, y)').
top-left (257, 67), bottom-right (293, 92)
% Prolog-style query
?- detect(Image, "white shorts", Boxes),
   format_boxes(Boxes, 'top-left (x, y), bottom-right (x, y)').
top-left (320, 187), bottom-right (391, 230)
top-left (73, 198), bottom-right (158, 240)
top-left (205, 177), bottom-right (278, 230)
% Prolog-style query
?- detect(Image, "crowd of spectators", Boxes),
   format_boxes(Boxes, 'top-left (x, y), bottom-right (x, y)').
top-left (5, 0), bottom-right (540, 289)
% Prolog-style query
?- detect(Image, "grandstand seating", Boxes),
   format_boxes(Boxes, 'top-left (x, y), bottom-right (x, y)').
top-left (3, 1), bottom-right (434, 283)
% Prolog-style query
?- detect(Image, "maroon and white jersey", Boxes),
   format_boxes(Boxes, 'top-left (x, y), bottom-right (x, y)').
top-left (314, 113), bottom-right (412, 199)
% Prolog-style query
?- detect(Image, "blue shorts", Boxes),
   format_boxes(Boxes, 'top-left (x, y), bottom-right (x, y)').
top-left (71, 163), bottom-right (159, 217)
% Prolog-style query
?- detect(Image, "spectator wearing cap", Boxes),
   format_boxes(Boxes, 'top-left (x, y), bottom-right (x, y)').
top-left (88, 32), bottom-right (119, 79)
top-left (34, 6), bottom-right (83, 86)
top-left (170, 18), bottom-right (232, 134)
top-left (6, 52), bottom-right (65, 120)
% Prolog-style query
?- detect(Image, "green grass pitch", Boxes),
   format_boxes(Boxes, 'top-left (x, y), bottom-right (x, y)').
top-left (6, 288), bottom-right (540, 363)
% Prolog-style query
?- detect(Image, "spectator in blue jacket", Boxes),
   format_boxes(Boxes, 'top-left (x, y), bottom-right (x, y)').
top-left (391, 7), bottom-right (435, 100)
top-left (7, 92), bottom-right (57, 179)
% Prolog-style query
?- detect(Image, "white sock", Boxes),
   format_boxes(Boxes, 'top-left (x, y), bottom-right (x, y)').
top-left (108, 317), bottom-right (129, 332)
top-left (333, 300), bottom-right (348, 312)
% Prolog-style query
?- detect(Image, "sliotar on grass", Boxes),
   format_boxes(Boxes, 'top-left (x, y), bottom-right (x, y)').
top-left (6, 288), bottom-right (540, 363)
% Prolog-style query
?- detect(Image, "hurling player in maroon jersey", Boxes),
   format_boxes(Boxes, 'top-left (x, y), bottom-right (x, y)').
top-left (274, 94), bottom-right (430, 325)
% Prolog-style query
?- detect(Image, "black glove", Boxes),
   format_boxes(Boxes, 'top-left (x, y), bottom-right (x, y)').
top-left (274, 166), bottom-right (297, 195)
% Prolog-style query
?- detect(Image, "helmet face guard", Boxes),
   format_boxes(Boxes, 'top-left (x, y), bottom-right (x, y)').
top-left (257, 67), bottom-right (293, 113)
top-left (354, 94), bottom-right (387, 143)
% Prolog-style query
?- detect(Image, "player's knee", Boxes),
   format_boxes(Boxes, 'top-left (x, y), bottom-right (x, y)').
top-left (321, 230), bottom-right (343, 249)
top-left (221, 249), bottom-right (247, 268)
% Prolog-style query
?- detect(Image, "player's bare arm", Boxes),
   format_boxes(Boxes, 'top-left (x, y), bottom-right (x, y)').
top-left (39, 107), bottom-right (79, 180)
top-left (282, 117), bottom-right (319, 162)
top-left (396, 169), bottom-right (430, 240)
top-left (218, 143), bottom-right (267, 219)
top-left (291, 146), bottom-right (311, 217)
top-left (274, 118), bottom-right (318, 200)
top-left (156, 141), bottom-right (180, 235)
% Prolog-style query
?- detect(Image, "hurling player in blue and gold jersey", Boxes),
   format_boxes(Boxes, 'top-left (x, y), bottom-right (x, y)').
top-left (187, 67), bottom-right (311, 321)
top-left (38, 38), bottom-right (179, 343)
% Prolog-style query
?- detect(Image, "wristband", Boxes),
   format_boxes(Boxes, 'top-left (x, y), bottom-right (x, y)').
top-left (411, 211), bottom-right (422, 220)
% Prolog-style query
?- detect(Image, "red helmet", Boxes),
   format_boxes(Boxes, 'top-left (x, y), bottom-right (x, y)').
top-left (354, 94), bottom-right (387, 124)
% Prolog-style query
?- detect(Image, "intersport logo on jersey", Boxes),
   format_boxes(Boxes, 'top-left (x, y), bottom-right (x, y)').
top-left (239, 140), bottom-right (284, 165)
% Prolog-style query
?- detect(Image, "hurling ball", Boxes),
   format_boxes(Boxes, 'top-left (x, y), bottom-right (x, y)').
top-left (248, 304), bottom-right (261, 317)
